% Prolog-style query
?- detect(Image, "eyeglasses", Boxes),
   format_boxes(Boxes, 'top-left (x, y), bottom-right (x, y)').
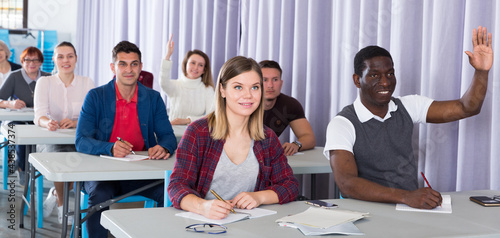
top-left (24, 58), bottom-right (41, 64)
top-left (186, 223), bottom-right (227, 234)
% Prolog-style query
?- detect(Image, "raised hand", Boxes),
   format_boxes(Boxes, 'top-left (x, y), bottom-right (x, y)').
top-left (465, 26), bottom-right (493, 71)
top-left (165, 34), bottom-right (175, 61)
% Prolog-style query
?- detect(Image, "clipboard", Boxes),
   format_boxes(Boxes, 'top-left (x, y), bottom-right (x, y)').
top-left (469, 196), bottom-right (500, 207)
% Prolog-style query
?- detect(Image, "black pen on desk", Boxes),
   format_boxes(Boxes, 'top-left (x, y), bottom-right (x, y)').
top-left (116, 137), bottom-right (136, 155)
top-left (210, 189), bottom-right (236, 214)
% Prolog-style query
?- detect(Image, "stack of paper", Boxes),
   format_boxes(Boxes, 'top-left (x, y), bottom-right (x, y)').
top-left (275, 207), bottom-right (368, 236)
top-left (175, 207), bottom-right (277, 225)
top-left (396, 194), bottom-right (452, 213)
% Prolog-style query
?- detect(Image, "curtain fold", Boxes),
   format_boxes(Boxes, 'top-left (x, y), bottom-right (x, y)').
top-left (77, 0), bottom-right (500, 198)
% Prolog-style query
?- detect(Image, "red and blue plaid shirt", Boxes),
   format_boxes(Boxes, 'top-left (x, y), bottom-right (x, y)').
top-left (168, 118), bottom-right (299, 208)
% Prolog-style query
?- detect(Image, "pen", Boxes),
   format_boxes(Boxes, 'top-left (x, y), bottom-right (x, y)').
top-left (210, 189), bottom-right (236, 214)
top-left (420, 172), bottom-right (432, 189)
top-left (46, 113), bottom-right (59, 128)
top-left (421, 172), bottom-right (441, 207)
top-left (116, 137), bottom-right (136, 155)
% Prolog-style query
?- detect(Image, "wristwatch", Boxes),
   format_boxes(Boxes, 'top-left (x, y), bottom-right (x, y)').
top-left (292, 141), bottom-right (302, 151)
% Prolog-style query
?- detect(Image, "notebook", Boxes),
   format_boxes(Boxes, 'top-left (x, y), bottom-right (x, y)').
top-left (175, 208), bottom-right (276, 225)
top-left (396, 194), bottom-right (452, 213)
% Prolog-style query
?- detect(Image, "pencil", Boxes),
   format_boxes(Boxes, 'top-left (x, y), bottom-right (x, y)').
top-left (210, 189), bottom-right (236, 214)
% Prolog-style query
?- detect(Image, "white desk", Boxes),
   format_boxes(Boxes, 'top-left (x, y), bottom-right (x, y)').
top-left (29, 152), bottom-right (175, 182)
top-left (101, 190), bottom-right (500, 238)
top-left (172, 125), bottom-right (187, 143)
top-left (286, 147), bottom-right (330, 174)
top-left (29, 152), bottom-right (176, 238)
top-left (0, 108), bottom-right (34, 121)
top-left (287, 147), bottom-right (331, 199)
top-left (3, 124), bottom-right (76, 237)
top-left (30, 148), bottom-right (332, 238)
top-left (0, 109), bottom-right (35, 190)
top-left (1, 124), bottom-right (75, 145)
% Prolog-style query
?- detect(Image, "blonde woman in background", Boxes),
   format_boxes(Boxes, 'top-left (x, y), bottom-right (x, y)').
top-left (0, 40), bottom-right (21, 87)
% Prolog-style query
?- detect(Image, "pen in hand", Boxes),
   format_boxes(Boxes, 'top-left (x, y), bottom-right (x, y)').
top-left (421, 172), bottom-right (441, 207)
top-left (116, 137), bottom-right (136, 155)
top-left (210, 189), bottom-right (236, 214)
top-left (46, 113), bottom-right (59, 129)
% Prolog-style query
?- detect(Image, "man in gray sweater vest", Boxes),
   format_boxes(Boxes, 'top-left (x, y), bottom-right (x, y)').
top-left (324, 26), bottom-right (493, 209)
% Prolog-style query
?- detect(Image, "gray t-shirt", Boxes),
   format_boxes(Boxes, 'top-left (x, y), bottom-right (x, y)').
top-left (205, 140), bottom-right (259, 200)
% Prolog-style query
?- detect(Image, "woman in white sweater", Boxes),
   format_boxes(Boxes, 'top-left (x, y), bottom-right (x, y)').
top-left (159, 35), bottom-right (215, 125)
top-left (34, 41), bottom-right (94, 224)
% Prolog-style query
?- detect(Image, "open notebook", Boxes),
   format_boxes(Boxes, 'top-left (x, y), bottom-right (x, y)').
top-left (396, 194), bottom-right (452, 213)
top-left (175, 208), bottom-right (276, 225)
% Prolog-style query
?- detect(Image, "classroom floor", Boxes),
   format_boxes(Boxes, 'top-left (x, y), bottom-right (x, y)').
top-left (0, 169), bottom-right (136, 237)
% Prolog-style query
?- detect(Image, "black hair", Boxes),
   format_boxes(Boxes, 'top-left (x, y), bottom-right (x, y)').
top-left (259, 60), bottom-right (282, 76)
top-left (112, 41), bottom-right (141, 62)
top-left (354, 46), bottom-right (393, 77)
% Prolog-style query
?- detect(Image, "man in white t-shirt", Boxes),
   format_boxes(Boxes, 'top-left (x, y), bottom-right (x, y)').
top-left (324, 26), bottom-right (493, 209)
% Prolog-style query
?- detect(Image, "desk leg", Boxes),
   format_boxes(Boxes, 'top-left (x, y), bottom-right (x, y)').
top-left (19, 169), bottom-right (27, 229)
top-left (29, 162), bottom-right (35, 238)
top-left (311, 174), bottom-right (316, 200)
top-left (74, 182), bottom-right (81, 238)
top-left (23, 144), bottom-right (36, 237)
top-left (61, 182), bottom-right (69, 238)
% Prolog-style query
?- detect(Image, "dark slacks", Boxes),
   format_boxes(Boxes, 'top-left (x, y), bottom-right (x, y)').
top-left (83, 180), bottom-right (164, 238)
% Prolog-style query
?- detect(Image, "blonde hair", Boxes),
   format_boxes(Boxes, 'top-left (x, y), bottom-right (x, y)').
top-left (207, 56), bottom-right (265, 140)
top-left (182, 50), bottom-right (214, 88)
top-left (0, 40), bottom-right (11, 60)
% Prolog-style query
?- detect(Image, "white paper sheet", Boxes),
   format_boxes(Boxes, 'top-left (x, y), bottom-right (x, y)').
top-left (396, 194), bottom-right (452, 213)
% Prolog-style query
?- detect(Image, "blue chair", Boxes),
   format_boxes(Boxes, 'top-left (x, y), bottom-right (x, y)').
top-left (164, 170), bottom-right (172, 207)
top-left (71, 185), bottom-right (157, 238)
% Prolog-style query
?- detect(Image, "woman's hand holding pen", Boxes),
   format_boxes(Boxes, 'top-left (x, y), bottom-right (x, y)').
top-left (46, 117), bottom-right (59, 131)
top-left (200, 199), bottom-right (233, 220)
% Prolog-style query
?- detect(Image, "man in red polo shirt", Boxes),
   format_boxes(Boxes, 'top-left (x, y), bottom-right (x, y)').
top-left (76, 41), bottom-right (177, 237)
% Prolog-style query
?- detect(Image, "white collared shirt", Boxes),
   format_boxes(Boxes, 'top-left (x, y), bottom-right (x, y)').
top-left (323, 94), bottom-right (433, 159)
top-left (33, 74), bottom-right (94, 126)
